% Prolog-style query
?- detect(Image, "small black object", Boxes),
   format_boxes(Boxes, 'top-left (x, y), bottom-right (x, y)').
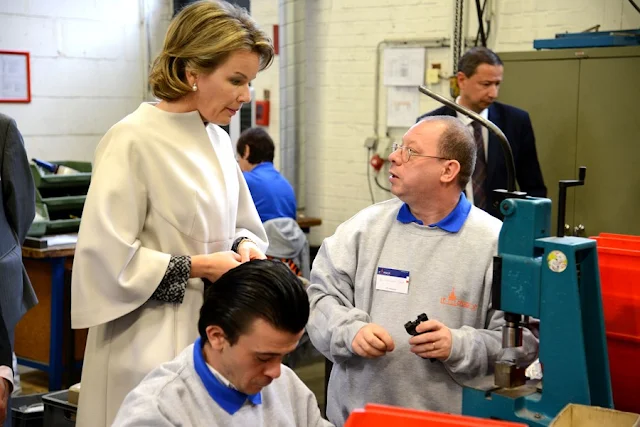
top-left (404, 313), bottom-right (436, 363)
top-left (404, 313), bottom-right (429, 336)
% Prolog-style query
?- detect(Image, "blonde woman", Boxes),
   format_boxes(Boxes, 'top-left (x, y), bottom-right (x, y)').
top-left (71, 2), bottom-right (274, 425)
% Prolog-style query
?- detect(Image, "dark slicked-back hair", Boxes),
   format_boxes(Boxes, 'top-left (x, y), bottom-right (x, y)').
top-left (457, 47), bottom-right (503, 78)
top-left (198, 259), bottom-right (309, 346)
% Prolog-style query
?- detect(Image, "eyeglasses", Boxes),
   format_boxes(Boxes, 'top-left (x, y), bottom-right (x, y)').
top-left (391, 143), bottom-right (449, 164)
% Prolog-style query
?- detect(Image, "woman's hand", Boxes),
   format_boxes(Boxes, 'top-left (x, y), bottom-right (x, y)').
top-left (237, 240), bottom-right (266, 262)
top-left (191, 251), bottom-right (242, 282)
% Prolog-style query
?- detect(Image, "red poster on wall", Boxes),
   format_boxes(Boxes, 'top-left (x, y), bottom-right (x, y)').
top-left (0, 50), bottom-right (31, 103)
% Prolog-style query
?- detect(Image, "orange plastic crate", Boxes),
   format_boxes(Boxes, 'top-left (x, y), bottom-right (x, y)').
top-left (591, 233), bottom-right (640, 413)
top-left (599, 233), bottom-right (640, 241)
top-left (606, 331), bottom-right (640, 413)
top-left (591, 236), bottom-right (640, 252)
top-left (345, 404), bottom-right (527, 427)
top-left (589, 235), bottom-right (640, 298)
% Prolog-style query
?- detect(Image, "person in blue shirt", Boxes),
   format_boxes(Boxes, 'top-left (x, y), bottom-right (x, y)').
top-left (236, 127), bottom-right (297, 222)
top-left (236, 128), bottom-right (310, 279)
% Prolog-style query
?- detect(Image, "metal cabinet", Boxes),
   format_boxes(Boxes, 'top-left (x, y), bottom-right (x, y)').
top-left (498, 46), bottom-right (640, 237)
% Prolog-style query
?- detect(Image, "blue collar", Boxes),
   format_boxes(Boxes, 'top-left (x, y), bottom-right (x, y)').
top-left (192, 337), bottom-right (262, 415)
top-left (396, 193), bottom-right (471, 232)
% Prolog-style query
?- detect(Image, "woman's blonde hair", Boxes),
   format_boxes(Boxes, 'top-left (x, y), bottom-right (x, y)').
top-left (149, 0), bottom-right (274, 101)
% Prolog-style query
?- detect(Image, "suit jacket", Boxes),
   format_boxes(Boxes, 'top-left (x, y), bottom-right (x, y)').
top-left (0, 113), bottom-right (37, 340)
top-left (418, 102), bottom-right (546, 218)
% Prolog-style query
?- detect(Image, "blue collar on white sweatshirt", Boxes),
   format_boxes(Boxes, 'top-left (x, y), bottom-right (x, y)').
top-left (192, 337), bottom-right (262, 415)
top-left (396, 192), bottom-right (471, 232)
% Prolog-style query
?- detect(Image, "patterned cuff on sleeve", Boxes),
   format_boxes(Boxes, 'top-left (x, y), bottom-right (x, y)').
top-left (151, 255), bottom-right (191, 304)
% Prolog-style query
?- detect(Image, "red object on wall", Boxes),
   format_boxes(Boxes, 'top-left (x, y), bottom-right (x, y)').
top-left (255, 100), bottom-right (270, 126)
top-left (273, 24), bottom-right (279, 55)
top-left (370, 154), bottom-right (385, 172)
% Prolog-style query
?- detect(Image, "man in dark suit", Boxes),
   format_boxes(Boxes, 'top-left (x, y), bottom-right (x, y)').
top-left (0, 113), bottom-right (38, 426)
top-left (417, 47), bottom-right (546, 218)
top-left (0, 303), bottom-right (13, 425)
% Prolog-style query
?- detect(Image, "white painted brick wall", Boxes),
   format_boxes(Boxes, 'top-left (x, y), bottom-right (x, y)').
top-left (0, 0), bottom-right (171, 161)
top-left (252, 0), bottom-right (640, 245)
top-left (250, 0), bottom-right (281, 170)
top-left (471, 0), bottom-right (640, 51)
top-left (278, 0), bottom-right (301, 205)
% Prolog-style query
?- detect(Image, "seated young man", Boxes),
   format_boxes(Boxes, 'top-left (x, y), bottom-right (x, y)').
top-left (237, 127), bottom-right (309, 278)
top-left (112, 260), bottom-right (332, 427)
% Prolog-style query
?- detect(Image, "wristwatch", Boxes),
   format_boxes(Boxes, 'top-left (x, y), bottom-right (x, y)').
top-left (231, 236), bottom-right (254, 253)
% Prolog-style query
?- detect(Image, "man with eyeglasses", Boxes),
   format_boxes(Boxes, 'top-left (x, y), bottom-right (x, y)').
top-left (306, 116), bottom-right (539, 427)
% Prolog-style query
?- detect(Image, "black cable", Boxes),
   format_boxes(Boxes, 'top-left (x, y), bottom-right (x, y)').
top-left (629, 0), bottom-right (640, 14)
top-left (367, 148), bottom-right (375, 204)
top-left (475, 0), bottom-right (487, 47)
top-left (474, 0), bottom-right (489, 46)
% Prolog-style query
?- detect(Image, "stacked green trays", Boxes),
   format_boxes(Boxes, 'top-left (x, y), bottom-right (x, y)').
top-left (30, 161), bottom-right (92, 188)
top-left (30, 161), bottom-right (92, 236)
top-left (27, 203), bottom-right (49, 237)
top-left (36, 190), bottom-right (83, 235)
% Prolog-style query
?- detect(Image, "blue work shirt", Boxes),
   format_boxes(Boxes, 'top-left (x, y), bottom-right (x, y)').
top-left (243, 162), bottom-right (297, 223)
top-left (396, 192), bottom-right (472, 232)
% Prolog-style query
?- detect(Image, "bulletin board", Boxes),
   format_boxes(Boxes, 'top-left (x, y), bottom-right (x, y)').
top-left (0, 51), bottom-right (31, 103)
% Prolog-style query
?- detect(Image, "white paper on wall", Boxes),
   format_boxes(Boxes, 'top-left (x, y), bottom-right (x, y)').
top-left (383, 47), bottom-right (425, 87)
top-left (386, 86), bottom-right (419, 128)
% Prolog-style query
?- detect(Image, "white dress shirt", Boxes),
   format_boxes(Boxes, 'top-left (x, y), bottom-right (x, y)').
top-left (207, 363), bottom-right (237, 390)
top-left (0, 365), bottom-right (13, 391)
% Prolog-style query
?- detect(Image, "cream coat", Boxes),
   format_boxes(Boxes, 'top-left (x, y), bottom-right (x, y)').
top-left (71, 103), bottom-right (267, 427)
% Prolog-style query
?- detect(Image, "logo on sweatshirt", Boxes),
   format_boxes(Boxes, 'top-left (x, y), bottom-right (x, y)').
top-left (440, 288), bottom-right (478, 311)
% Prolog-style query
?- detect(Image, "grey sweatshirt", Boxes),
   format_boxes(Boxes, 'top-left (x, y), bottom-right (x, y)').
top-left (306, 198), bottom-right (539, 426)
top-left (264, 217), bottom-right (311, 278)
top-left (111, 343), bottom-right (333, 427)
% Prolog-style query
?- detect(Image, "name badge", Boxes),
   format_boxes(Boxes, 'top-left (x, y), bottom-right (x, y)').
top-left (376, 267), bottom-right (410, 294)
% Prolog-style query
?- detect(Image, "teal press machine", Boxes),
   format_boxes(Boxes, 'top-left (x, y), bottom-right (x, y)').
top-left (418, 86), bottom-right (614, 426)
